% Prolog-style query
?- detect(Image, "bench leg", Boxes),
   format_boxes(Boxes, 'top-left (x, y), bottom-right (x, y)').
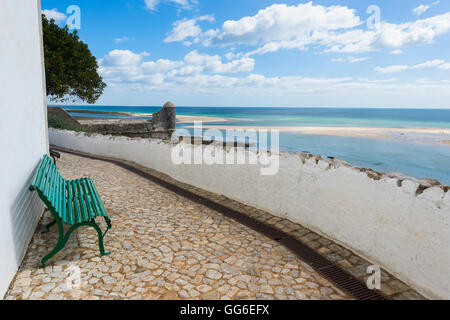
top-left (41, 220), bottom-right (57, 234)
top-left (40, 218), bottom-right (111, 267)
top-left (41, 239), bottom-right (64, 268)
top-left (89, 221), bottom-right (110, 256)
top-left (38, 191), bottom-right (111, 267)
top-left (40, 219), bottom-right (66, 268)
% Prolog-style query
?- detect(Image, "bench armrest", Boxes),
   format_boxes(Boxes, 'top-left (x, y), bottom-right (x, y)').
top-left (50, 149), bottom-right (61, 164)
top-left (50, 149), bottom-right (61, 159)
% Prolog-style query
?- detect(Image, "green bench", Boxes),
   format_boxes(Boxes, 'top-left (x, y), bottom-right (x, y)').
top-left (30, 154), bottom-right (112, 267)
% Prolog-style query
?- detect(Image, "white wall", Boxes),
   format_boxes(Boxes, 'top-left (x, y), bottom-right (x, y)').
top-left (0, 0), bottom-right (48, 298)
top-left (49, 130), bottom-right (450, 299)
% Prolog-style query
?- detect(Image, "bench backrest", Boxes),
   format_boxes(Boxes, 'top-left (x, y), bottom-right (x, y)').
top-left (30, 155), bottom-right (109, 225)
top-left (31, 155), bottom-right (64, 213)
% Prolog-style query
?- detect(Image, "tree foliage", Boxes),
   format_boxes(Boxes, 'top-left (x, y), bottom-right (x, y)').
top-left (42, 15), bottom-right (106, 104)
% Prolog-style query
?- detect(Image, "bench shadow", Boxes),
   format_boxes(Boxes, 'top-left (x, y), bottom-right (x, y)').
top-left (8, 160), bottom-right (80, 272)
top-left (9, 163), bottom-right (44, 271)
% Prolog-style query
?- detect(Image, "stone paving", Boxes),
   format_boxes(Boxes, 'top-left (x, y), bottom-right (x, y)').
top-left (121, 152), bottom-right (425, 300)
top-left (5, 152), bottom-right (350, 300)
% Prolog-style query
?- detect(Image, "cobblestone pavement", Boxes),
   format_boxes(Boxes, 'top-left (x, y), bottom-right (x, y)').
top-left (5, 152), bottom-right (350, 300)
top-left (119, 151), bottom-right (424, 300)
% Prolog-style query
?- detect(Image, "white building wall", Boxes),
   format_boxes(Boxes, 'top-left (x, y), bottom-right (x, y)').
top-left (0, 0), bottom-right (48, 298)
top-left (49, 130), bottom-right (450, 299)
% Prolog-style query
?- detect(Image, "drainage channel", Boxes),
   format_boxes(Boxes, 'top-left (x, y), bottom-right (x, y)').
top-left (52, 146), bottom-right (387, 300)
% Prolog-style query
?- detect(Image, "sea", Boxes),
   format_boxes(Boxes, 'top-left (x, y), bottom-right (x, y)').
top-left (56, 106), bottom-right (450, 185)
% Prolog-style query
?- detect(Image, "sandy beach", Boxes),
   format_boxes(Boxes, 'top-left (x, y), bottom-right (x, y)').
top-left (70, 109), bottom-right (241, 124)
top-left (126, 113), bottom-right (246, 124)
top-left (424, 139), bottom-right (450, 146)
top-left (68, 109), bottom-right (450, 145)
top-left (182, 124), bottom-right (450, 145)
top-left (182, 125), bottom-right (450, 136)
top-left (176, 115), bottom-right (242, 123)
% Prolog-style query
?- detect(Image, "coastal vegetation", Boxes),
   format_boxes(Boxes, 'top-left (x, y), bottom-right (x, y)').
top-left (47, 114), bottom-right (89, 133)
top-left (42, 15), bottom-right (106, 103)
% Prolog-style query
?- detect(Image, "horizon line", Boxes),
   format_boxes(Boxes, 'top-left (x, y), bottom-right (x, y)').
top-left (48, 104), bottom-right (450, 110)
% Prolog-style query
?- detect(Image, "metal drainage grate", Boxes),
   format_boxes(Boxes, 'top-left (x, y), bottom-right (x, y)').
top-left (54, 147), bottom-right (387, 300)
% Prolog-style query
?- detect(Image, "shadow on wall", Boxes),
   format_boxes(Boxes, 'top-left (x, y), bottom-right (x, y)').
top-left (9, 159), bottom-right (44, 267)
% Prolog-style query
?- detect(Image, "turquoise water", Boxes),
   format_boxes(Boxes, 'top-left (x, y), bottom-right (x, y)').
top-left (53, 106), bottom-right (450, 184)
top-left (62, 105), bottom-right (450, 128)
top-left (70, 112), bottom-right (152, 119)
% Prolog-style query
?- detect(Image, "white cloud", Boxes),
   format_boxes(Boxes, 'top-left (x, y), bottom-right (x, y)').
top-left (413, 1), bottom-right (440, 16)
top-left (99, 49), bottom-right (255, 85)
top-left (375, 65), bottom-right (410, 74)
top-left (98, 50), bottom-right (146, 83)
top-left (390, 49), bottom-right (404, 55)
top-left (142, 59), bottom-right (183, 73)
top-left (373, 13), bottom-right (450, 49)
top-left (315, 12), bottom-right (450, 53)
top-left (42, 8), bottom-right (67, 23)
top-left (439, 63), bottom-right (450, 70)
top-left (413, 59), bottom-right (445, 68)
top-left (331, 56), bottom-right (371, 63)
top-left (144, 0), bottom-right (197, 11)
top-left (101, 50), bottom-right (143, 67)
top-left (205, 2), bottom-right (362, 47)
top-left (413, 5), bottom-right (431, 16)
top-left (375, 59), bottom-right (446, 73)
top-left (415, 78), bottom-right (433, 84)
top-left (166, 2), bottom-right (450, 55)
top-left (225, 52), bottom-right (237, 60)
top-left (98, 49), bottom-right (450, 105)
top-left (114, 37), bottom-right (131, 44)
top-left (144, 0), bottom-right (159, 10)
top-left (182, 50), bottom-right (254, 74)
top-left (164, 15), bottom-right (214, 43)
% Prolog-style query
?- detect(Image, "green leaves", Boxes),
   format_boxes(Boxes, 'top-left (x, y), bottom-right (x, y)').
top-left (43, 16), bottom-right (106, 104)
top-left (47, 114), bottom-right (90, 132)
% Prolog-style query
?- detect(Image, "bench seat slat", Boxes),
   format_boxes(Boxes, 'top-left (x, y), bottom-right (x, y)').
top-left (87, 178), bottom-right (107, 217)
top-left (71, 181), bottom-right (82, 224)
top-left (53, 173), bottom-right (58, 212)
top-left (32, 156), bottom-right (50, 190)
top-left (85, 178), bottom-right (99, 216)
top-left (48, 164), bottom-right (57, 199)
top-left (66, 180), bottom-right (74, 225)
top-left (61, 177), bottom-right (67, 223)
top-left (76, 180), bottom-right (89, 222)
top-left (85, 178), bottom-right (102, 218)
top-left (35, 159), bottom-right (50, 196)
top-left (54, 172), bottom-right (61, 212)
top-left (48, 165), bottom-right (57, 201)
top-left (81, 179), bottom-right (96, 219)
top-left (43, 163), bottom-right (55, 199)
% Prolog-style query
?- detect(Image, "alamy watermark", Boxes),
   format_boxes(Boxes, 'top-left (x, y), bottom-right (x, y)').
top-left (367, 5), bottom-right (381, 30)
top-left (367, 265), bottom-right (382, 290)
top-left (66, 264), bottom-right (81, 290)
top-left (66, 5), bottom-right (81, 30)
top-left (46, 5), bottom-right (81, 30)
top-left (171, 122), bottom-right (280, 176)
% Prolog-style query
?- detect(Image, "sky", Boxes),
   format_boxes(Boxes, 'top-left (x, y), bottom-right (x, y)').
top-left (41, 0), bottom-right (450, 108)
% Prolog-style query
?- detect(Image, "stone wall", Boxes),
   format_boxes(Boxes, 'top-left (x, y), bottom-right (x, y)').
top-left (82, 119), bottom-right (154, 138)
top-left (49, 102), bottom-right (176, 139)
top-left (48, 129), bottom-right (450, 299)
